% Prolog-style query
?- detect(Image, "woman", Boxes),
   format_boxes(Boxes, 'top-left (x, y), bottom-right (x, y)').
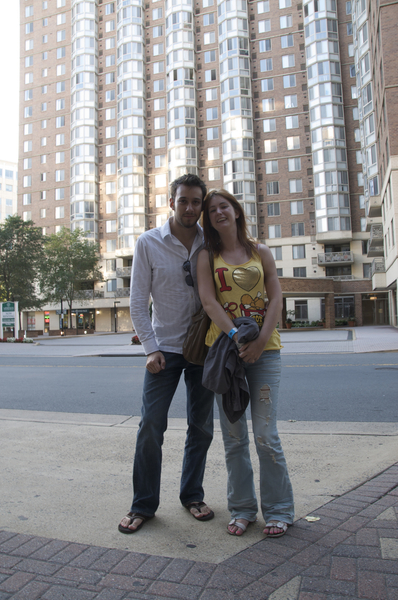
top-left (197, 189), bottom-right (294, 537)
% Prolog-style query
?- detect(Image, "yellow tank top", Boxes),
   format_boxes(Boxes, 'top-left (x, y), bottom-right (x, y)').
top-left (205, 253), bottom-right (282, 350)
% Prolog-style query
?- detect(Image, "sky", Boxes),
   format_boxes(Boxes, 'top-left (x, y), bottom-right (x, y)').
top-left (0, 1), bottom-right (20, 164)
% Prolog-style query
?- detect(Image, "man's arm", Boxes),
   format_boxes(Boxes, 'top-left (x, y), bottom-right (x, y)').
top-left (130, 238), bottom-right (166, 372)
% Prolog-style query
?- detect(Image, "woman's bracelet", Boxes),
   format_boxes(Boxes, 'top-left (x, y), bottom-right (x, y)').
top-left (227, 327), bottom-right (238, 339)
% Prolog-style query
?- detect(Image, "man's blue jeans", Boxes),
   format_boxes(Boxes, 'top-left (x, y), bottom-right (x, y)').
top-left (216, 350), bottom-right (294, 524)
top-left (131, 352), bottom-right (214, 517)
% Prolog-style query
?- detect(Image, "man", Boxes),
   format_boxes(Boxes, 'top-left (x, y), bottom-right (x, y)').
top-left (118, 174), bottom-right (214, 534)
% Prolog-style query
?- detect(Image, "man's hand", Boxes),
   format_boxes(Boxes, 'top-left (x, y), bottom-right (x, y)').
top-left (146, 351), bottom-right (166, 373)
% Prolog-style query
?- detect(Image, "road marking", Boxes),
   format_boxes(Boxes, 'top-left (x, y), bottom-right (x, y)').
top-left (0, 365), bottom-right (144, 369)
top-left (0, 363), bottom-right (397, 369)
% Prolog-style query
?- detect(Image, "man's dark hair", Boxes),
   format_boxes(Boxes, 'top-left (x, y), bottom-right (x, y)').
top-left (170, 173), bottom-right (207, 202)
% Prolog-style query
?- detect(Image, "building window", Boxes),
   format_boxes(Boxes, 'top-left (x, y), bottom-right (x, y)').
top-left (204, 32), bottom-right (215, 44)
top-left (106, 220), bottom-right (117, 233)
top-left (266, 182), bottom-right (279, 196)
top-left (265, 160), bottom-right (278, 174)
top-left (286, 115), bottom-right (299, 129)
top-left (260, 58), bottom-right (273, 72)
top-left (105, 20), bottom-right (115, 32)
top-left (259, 39), bottom-right (271, 52)
top-left (294, 299), bottom-right (308, 316)
top-left (107, 279), bottom-right (117, 292)
top-left (264, 139), bottom-right (277, 153)
top-left (205, 50), bottom-right (216, 63)
top-left (363, 264), bottom-right (371, 278)
top-left (263, 118), bottom-right (276, 132)
top-left (154, 136), bottom-right (166, 148)
top-left (55, 206), bottom-right (65, 219)
top-left (106, 182), bottom-right (116, 194)
top-left (284, 94), bottom-right (297, 108)
top-left (257, 1), bottom-right (270, 13)
top-left (259, 20), bottom-right (271, 33)
top-left (207, 127), bottom-right (219, 140)
top-left (209, 167), bottom-right (220, 180)
top-left (203, 13), bottom-right (215, 25)
top-left (291, 222), bottom-right (304, 236)
top-left (208, 147), bottom-right (219, 160)
top-left (281, 34), bottom-right (294, 48)
top-left (206, 107), bottom-right (218, 121)
top-left (283, 74), bottom-right (296, 88)
top-left (282, 54), bottom-right (295, 68)
top-left (289, 179), bottom-right (302, 193)
top-left (267, 202), bottom-right (280, 216)
top-left (268, 224), bottom-right (281, 238)
top-left (262, 98), bottom-right (275, 112)
top-left (270, 246), bottom-right (282, 260)
top-left (261, 78), bottom-right (274, 91)
top-left (287, 136), bottom-right (300, 150)
top-left (280, 14), bottom-right (292, 28)
top-left (205, 69), bottom-right (217, 82)
top-left (292, 244), bottom-right (305, 259)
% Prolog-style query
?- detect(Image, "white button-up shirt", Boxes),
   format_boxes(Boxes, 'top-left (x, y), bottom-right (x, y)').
top-left (130, 218), bottom-right (204, 356)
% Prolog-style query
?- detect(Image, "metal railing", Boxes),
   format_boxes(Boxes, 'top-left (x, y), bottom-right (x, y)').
top-left (318, 251), bottom-right (354, 265)
top-left (116, 267), bottom-right (132, 278)
top-left (371, 257), bottom-right (385, 276)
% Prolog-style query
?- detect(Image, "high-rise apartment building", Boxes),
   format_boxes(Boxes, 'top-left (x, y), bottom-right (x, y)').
top-left (0, 160), bottom-right (18, 224)
top-left (18, 0), bottom-right (397, 332)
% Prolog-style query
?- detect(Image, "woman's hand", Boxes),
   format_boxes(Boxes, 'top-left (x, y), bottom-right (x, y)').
top-left (237, 337), bottom-right (264, 363)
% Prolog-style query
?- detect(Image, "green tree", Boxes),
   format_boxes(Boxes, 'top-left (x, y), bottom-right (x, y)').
top-left (0, 215), bottom-right (45, 312)
top-left (40, 228), bottom-right (102, 328)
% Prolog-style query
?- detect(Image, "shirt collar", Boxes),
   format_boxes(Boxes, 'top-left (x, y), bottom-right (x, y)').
top-left (161, 217), bottom-right (203, 240)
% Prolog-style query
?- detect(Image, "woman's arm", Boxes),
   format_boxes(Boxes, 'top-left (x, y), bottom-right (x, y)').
top-left (238, 244), bottom-right (283, 363)
top-left (197, 249), bottom-right (238, 337)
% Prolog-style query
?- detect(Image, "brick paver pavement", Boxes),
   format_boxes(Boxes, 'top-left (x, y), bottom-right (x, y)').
top-left (1, 464), bottom-right (397, 600)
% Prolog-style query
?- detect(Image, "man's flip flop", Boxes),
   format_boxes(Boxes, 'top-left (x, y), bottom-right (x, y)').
top-left (118, 512), bottom-right (152, 534)
top-left (184, 501), bottom-right (214, 521)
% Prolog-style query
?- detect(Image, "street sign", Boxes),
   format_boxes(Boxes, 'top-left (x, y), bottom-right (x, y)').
top-left (1, 301), bottom-right (19, 337)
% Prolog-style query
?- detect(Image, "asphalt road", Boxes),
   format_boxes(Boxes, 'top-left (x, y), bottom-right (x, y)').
top-left (1, 353), bottom-right (397, 422)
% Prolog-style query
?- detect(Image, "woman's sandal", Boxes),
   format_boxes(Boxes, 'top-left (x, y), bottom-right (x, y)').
top-left (227, 518), bottom-right (255, 536)
top-left (118, 512), bottom-right (153, 534)
top-left (263, 521), bottom-right (289, 538)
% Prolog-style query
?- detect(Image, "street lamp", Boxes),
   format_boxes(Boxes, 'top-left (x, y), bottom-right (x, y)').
top-left (114, 300), bottom-right (120, 332)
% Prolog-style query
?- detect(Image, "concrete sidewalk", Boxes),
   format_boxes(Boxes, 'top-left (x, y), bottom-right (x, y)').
top-left (0, 326), bottom-right (397, 598)
top-left (1, 325), bottom-right (398, 357)
top-left (1, 458), bottom-right (398, 599)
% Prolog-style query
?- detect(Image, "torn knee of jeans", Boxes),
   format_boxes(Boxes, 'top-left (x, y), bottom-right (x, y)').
top-left (259, 384), bottom-right (271, 404)
top-left (256, 436), bottom-right (277, 463)
top-left (228, 429), bottom-right (242, 442)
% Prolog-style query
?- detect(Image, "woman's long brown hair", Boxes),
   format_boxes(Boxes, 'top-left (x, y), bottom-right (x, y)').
top-left (202, 189), bottom-right (259, 258)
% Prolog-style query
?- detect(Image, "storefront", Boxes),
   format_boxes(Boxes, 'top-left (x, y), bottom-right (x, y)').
top-left (72, 308), bottom-right (95, 330)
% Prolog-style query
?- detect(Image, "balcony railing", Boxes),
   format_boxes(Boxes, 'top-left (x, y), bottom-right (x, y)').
top-left (318, 251), bottom-right (354, 266)
top-left (78, 290), bottom-right (104, 299)
top-left (116, 288), bottom-right (130, 298)
top-left (325, 275), bottom-right (355, 281)
top-left (116, 266), bottom-right (132, 278)
top-left (371, 257), bottom-right (385, 276)
top-left (369, 224), bottom-right (383, 246)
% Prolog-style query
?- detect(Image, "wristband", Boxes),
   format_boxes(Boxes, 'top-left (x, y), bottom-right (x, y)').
top-left (228, 327), bottom-right (238, 339)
